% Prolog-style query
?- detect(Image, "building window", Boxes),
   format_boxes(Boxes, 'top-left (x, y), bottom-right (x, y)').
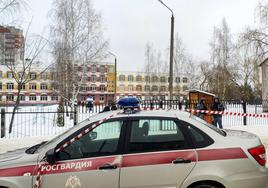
top-left (18, 83), bottom-right (25, 90)
top-left (7, 83), bottom-right (14, 90)
top-left (108, 66), bottom-right (114, 73)
top-left (91, 65), bottom-right (97, 72)
top-left (7, 94), bottom-right (14, 101)
top-left (119, 75), bottom-right (125, 82)
top-left (144, 85), bottom-right (150, 92)
top-left (100, 75), bottom-right (106, 83)
top-left (91, 75), bottom-right (97, 82)
top-left (100, 66), bottom-right (105, 73)
top-left (90, 84), bottom-right (97, 91)
top-left (19, 95), bottom-right (25, 101)
top-left (100, 85), bottom-right (105, 92)
top-left (51, 72), bottom-right (57, 80)
top-left (18, 72), bottom-right (24, 79)
top-left (152, 76), bottom-right (158, 82)
top-left (183, 77), bottom-right (188, 83)
top-left (41, 84), bottom-right (48, 90)
top-left (128, 75), bottom-right (134, 82)
top-left (41, 73), bottom-right (48, 80)
top-left (29, 83), bottom-right (37, 90)
top-left (175, 77), bottom-right (180, 83)
top-left (136, 75), bottom-right (142, 82)
top-left (136, 85), bottom-right (142, 92)
top-left (128, 85), bottom-right (133, 92)
top-left (7, 72), bottom-right (13, 78)
top-left (51, 95), bottom-right (58, 101)
top-left (0, 83), bottom-right (2, 90)
top-left (119, 85), bottom-right (125, 92)
top-left (160, 86), bottom-right (166, 92)
top-left (145, 76), bottom-right (150, 82)
top-left (0, 95), bottom-right (2, 101)
top-left (30, 73), bottom-right (37, 80)
top-left (29, 95), bottom-right (36, 101)
top-left (41, 95), bottom-right (48, 101)
top-left (160, 77), bottom-right (166, 83)
top-left (152, 85), bottom-right (158, 92)
top-left (0, 71), bottom-right (2, 78)
top-left (99, 95), bottom-right (104, 101)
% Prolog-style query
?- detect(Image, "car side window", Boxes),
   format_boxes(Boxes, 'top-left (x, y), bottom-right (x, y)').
top-left (184, 122), bottom-right (214, 148)
top-left (127, 119), bottom-right (190, 153)
top-left (58, 120), bottom-right (123, 161)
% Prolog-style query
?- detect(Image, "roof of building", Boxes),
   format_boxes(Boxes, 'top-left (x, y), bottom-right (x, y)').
top-left (187, 89), bottom-right (216, 97)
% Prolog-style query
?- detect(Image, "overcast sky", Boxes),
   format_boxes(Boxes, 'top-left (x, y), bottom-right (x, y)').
top-left (22, 0), bottom-right (259, 71)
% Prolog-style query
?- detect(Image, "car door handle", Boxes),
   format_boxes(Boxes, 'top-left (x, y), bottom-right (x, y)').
top-left (172, 158), bottom-right (192, 164)
top-left (99, 164), bottom-right (118, 170)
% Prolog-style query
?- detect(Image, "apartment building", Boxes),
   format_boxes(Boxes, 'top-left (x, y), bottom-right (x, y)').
top-left (0, 26), bottom-right (24, 65)
top-left (75, 62), bottom-right (116, 104)
top-left (116, 71), bottom-right (189, 100)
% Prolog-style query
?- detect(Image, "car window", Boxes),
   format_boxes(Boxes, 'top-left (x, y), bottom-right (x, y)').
top-left (127, 119), bottom-right (190, 153)
top-left (57, 120), bottom-right (123, 161)
top-left (185, 123), bottom-right (214, 148)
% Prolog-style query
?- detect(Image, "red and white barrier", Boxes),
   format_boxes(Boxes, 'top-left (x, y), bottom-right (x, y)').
top-left (185, 109), bottom-right (268, 118)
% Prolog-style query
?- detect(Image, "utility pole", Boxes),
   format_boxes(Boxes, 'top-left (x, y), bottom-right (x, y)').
top-left (158, 0), bottom-right (175, 100)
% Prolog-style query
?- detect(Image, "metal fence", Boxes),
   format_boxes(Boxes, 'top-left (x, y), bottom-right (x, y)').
top-left (0, 100), bottom-right (268, 139)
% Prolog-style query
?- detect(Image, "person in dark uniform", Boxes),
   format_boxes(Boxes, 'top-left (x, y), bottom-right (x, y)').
top-left (196, 98), bottom-right (208, 120)
top-left (211, 97), bottom-right (225, 129)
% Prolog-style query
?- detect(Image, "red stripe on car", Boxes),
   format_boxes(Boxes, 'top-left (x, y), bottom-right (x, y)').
top-left (122, 150), bottom-right (197, 167)
top-left (0, 165), bottom-right (36, 177)
top-left (197, 148), bottom-right (247, 161)
top-left (0, 148), bottom-right (248, 177)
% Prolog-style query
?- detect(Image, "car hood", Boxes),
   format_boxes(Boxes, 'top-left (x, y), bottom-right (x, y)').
top-left (0, 148), bottom-right (38, 170)
top-left (0, 148), bottom-right (28, 162)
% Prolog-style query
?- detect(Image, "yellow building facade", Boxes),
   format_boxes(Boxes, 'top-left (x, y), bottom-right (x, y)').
top-left (116, 71), bottom-right (189, 100)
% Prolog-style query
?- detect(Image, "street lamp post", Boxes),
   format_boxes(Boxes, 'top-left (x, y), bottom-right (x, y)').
top-left (108, 52), bottom-right (117, 101)
top-left (158, 0), bottom-right (174, 100)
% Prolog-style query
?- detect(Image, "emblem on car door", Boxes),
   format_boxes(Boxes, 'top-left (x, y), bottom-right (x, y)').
top-left (65, 175), bottom-right (81, 188)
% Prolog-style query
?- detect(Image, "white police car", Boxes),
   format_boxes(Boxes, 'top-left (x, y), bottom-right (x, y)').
top-left (0, 98), bottom-right (267, 188)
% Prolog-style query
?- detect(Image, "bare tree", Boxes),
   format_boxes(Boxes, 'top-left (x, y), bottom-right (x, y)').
top-left (0, 0), bottom-right (27, 21)
top-left (208, 18), bottom-right (237, 99)
top-left (234, 37), bottom-right (262, 101)
top-left (50, 0), bottom-right (108, 112)
top-left (144, 42), bottom-right (155, 99)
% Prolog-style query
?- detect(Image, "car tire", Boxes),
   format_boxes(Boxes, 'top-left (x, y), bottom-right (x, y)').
top-left (191, 183), bottom-right (220, 188)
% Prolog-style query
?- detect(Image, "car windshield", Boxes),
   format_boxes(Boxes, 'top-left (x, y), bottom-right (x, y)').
top-left (190, 115), bottom-right (226, 136)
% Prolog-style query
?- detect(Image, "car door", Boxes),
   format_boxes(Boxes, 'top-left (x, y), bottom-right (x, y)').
top-left (120, 118), bottom-right (197, 188)
top-left (36, 119), bottom-right (125, 188)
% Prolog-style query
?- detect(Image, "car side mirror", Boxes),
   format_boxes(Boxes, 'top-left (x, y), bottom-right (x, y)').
top-left (89, 131), bottom-right (97, 140)
top-left (45, 149), bottom-right (56, 165)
